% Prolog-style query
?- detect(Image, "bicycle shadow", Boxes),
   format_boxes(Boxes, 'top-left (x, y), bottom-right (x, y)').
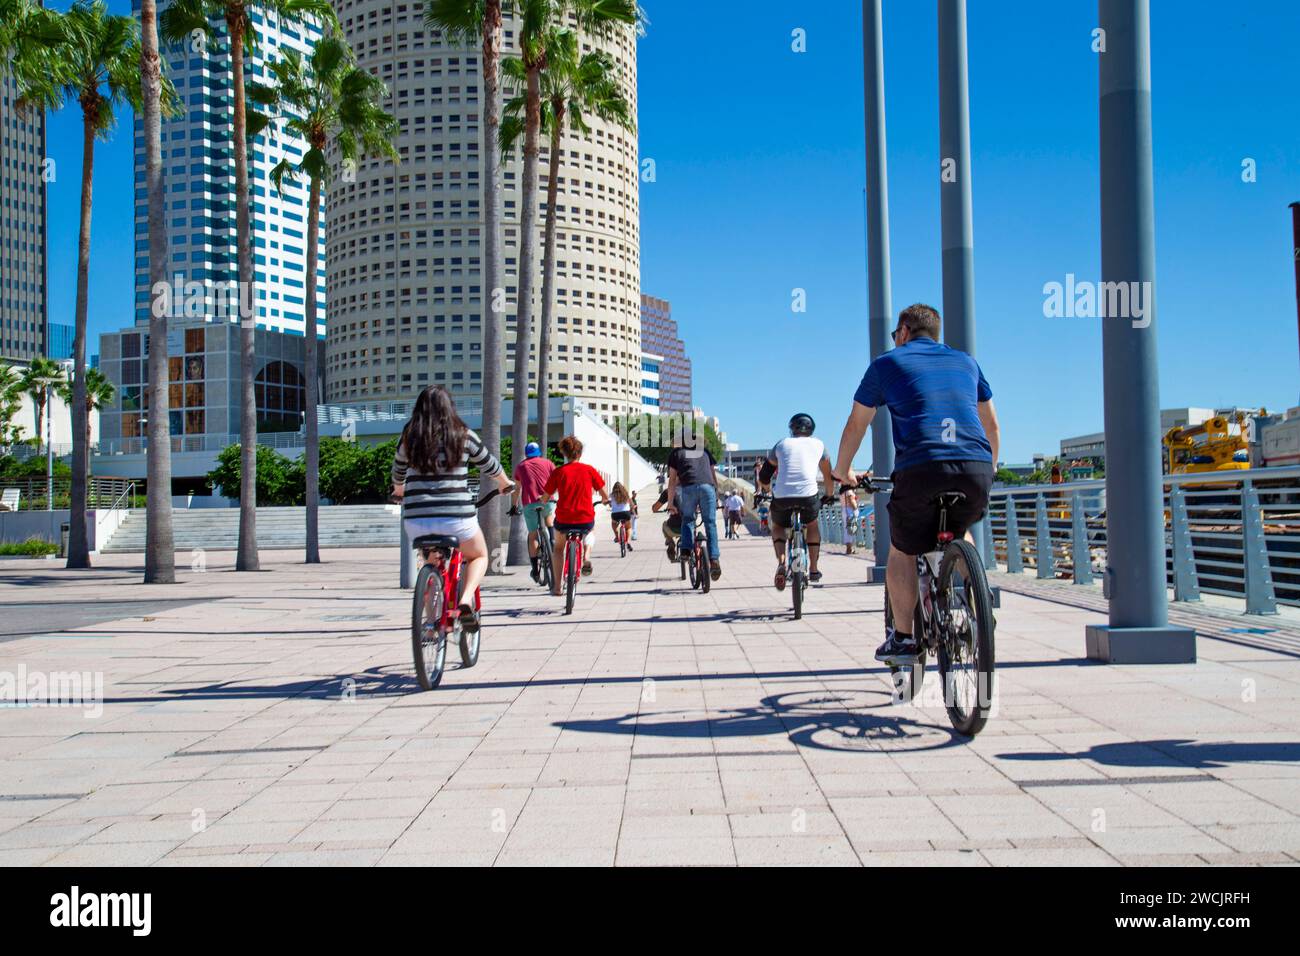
top-left (556, 688), bottom-right (966, 753)
top-left (999, 739), bottom-right (1300, 770)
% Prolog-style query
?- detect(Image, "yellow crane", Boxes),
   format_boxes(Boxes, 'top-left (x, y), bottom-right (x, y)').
top-left (1163, 413), bottom-right (1252, 474)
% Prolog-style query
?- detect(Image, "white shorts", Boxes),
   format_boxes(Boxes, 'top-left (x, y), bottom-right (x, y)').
top-left (405, 516), bottom-right (480, 545)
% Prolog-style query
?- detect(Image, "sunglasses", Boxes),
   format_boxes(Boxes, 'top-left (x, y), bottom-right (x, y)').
top-left (890, 326), bottom-right (906, 343)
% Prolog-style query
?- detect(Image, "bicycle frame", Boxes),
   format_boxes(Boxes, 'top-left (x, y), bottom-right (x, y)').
top-left (419, 545), bottom-right (481, 630)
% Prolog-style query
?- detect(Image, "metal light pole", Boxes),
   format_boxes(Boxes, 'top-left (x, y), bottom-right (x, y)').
top-left (863, 0), bottom-right (895, 580)
top-left (1290, 201), bottom-right (1300, 392)
top-left (937, 0), bottom-right (994, 553)
top-left (938, 0), bottom-right (976, 357)
top-left (1086, 0), bottom-right (1194, 663)
top-left (46, 383), bottom-right (54, 511)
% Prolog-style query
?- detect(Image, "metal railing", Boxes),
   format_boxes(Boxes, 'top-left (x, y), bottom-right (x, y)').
top-left (98, 432), bottom-right (308, 455)
top-left (0, 476), bottom-right (139, 512)
top-left (814, 465), bottom-right (1297, 613)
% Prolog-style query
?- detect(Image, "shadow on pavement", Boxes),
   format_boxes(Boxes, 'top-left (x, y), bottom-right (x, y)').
top-left (999, 739), bottom-right (1300, 769)
top-left (556, 688), bottom-right (967, 753)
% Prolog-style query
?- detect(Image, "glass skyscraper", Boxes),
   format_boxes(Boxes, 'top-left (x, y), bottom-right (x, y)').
top-left (131, 1), bottom-right (327, 339)
top-left (0, 70), bottom-right (47, 362)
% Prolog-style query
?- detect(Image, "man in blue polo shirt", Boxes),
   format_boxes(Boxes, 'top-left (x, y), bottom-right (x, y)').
top-left (832, 303), bottom-right (1002, 663)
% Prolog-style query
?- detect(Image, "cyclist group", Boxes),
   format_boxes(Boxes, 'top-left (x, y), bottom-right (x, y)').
top-left (391, 301), bottom-right (1000, 670)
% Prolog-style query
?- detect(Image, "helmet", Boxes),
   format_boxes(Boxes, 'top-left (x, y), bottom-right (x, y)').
top-left (524, 442), bottom-right (541, 459)
top-left (788, 413), bottom-right (815, 436)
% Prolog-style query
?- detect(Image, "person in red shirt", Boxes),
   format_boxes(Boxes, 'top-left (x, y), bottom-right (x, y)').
top-left (542, 435), bottom-right (610, 595)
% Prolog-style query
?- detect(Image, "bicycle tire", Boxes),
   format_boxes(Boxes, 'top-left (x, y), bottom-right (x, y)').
top-left (936, 539), bottom-right (996, 736)
top-left (458, 588), bottom-right (481, 668)
top-left (699, 543), bottom-right (710, 593)
top-left (564, 538), bottom-right (579, 615)
top-left (538, 532), bottom-right (554, 590)
top-left (412, 563), bottom-right (447, 690)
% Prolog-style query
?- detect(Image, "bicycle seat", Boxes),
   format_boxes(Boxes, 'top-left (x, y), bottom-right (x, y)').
top-left (933, 491), bottom-right (967, 508)
top-left (413, 533), bottom-right (460, 552)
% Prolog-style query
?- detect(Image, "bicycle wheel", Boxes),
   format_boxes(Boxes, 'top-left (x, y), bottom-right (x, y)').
top-left (538, 532), bottom-right (554, 590)
top-left (564, 538), bottom-right (579, 615)
top-left (412, 563), bottom-right (448, 690)
top-left (883, 584), bottom-right (927, 703)
top-left (458, 588), bottom-right (481, 668)
top-left (698, 542), bottom-right (711, 594)
top-left (936, 539), bottom-right (996, 736)
top-left (620, 527), bottom-right (627, 558)
top-left (679, 550), bottom-right (687, 579)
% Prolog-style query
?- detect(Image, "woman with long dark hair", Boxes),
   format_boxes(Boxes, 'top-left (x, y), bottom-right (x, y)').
top-left (392, 386), bottom-right (513, 631)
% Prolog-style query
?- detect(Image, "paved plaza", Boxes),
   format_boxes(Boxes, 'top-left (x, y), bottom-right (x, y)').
top-left (1, 512), bottom-right (1298, 867)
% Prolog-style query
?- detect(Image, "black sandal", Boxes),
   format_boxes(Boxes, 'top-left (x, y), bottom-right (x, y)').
top-left (458, 604), bottom-right (480, 633)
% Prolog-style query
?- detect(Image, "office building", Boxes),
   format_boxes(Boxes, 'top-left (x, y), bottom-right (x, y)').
top-left (132, 1), bottom-right (327, 338)
top-left (326, 3), bottom-right (642, 417)
top-left (0, 69), bottom-right (47, 361)
top-left (640, 294), bottom-right (691, 413)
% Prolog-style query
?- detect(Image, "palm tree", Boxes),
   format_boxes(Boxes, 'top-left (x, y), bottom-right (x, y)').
top-left (161, 0), bottom-right (339, 572)
top-left (502, 27), bottom-right (632, 460)
top-left (0, 0), bottom-right (62, 64)
top-left (254, 34), bottom-right (398, 563)
top-left (57, 366), bottom-right (115, 468)
top-left (501, 0), bottom-right (635, 565)
top-left (424, 0), bottom-right (507, 568)
top-left (21, 0), bottom-right (143, 567)
top-left (21, 358), bottom-right (65, 448)
top-left (140, 0), bottom-right (177, 583)
top-left (20, 357), bottom-right (65, 510)
top-left (0, 363), bottom-right (24, 445)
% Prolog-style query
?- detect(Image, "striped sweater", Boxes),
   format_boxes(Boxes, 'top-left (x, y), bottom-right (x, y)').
top-left (392, 428), bottom-right (503, 520)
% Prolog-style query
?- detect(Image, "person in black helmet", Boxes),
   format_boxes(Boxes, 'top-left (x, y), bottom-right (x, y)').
top-left (757, 412), bottom-right (838, 590)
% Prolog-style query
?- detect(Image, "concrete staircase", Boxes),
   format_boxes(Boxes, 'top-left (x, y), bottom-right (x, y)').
top-left (100, 505), bottom-right (400, 553)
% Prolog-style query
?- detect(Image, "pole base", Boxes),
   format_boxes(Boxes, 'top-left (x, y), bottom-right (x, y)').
top-left (865, 565), bottom-right (888, 584)
top-left (1085, 625), bottom-right (1197, 664)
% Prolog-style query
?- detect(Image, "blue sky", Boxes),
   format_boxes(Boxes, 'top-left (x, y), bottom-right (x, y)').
top-left (47, 0), bottom-right (1300, 464)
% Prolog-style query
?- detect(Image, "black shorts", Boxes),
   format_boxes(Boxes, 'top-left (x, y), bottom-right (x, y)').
top-left (770, 495), bottom-right (820, 528)
top-left (887, 460), bottom-right (993, 556)
top-left (554, 521), bottom-right (595, 536)
top-left (611, 512), bottom-right (632, 523)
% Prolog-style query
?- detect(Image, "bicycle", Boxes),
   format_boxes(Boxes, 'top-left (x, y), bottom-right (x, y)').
top-left (754, 493), bottom-right (771, 533)
top-left (682, 505), bottom-right (712, 593)
top-left (855, 476), bottom-right (996, 736)
top-left (407, 485), bottom-right (509, 691)
top-left (510, 503), bottom-right (554, 590)
top-left (778, 496), bottom-right (832, 620)
top-left (614, 514), bottom-right (631, 557)
top-left (559, 501), bottom-right (606, 614)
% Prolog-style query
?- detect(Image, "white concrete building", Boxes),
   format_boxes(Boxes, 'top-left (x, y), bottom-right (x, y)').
top-left (326, 2), bottom-right (642, 417)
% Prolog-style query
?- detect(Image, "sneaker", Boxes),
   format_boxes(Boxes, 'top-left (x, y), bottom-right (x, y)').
top-left (710, 560), bottom-right (721, 581)
top-left (529, 564), bottom-right (540, 584)
top-left (774, 564), bottom-right (787, 591)
top-left (809, 570), bottom-right (823, 583)
top-left (875, 629), bottom-right (919, 663)
top-left (666, 541), bottom-right (677, 561)
top-left (458, 604), bottom-right (481, 633)
top-left (581, 559), bottom-right (593, 576)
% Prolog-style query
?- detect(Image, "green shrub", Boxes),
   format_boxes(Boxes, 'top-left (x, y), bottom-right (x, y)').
top-left (0, 537), bottom-right (57, 556)
top-left (206, 444), bottom-right (305, 506)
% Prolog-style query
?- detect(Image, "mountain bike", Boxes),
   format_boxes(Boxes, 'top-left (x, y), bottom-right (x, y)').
top-left (615, 514), bottom-right (631, 557)
top-left (683, 505), bottom-right (711, 593)
top-left (856, 476), bottom-right (996, 736)
top-left (778, 496), bottom-right (832, 619)
top-left (408, 486), bottom-right (509, 691)
top-left (510, 503), bottom-right (554, 590)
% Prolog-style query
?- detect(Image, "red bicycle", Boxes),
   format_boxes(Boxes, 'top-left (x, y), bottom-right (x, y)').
top-left (409, 486), bottom-right (507, 690)
top-left (559, 527), bottom-right (588, 615)
top-left (615, 517), bottom-right (631, 557)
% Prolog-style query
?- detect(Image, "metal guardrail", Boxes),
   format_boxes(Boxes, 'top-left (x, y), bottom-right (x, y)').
top-left (812, 465), bottom-right (1297, 613)
top-left (0, 476), bottom-right (138, 512)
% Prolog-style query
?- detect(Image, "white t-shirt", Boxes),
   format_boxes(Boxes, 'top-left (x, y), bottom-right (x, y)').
top-left (724, 494), bottom-right (744, 512)
top-left (768, 436), bottom-right (828, 499)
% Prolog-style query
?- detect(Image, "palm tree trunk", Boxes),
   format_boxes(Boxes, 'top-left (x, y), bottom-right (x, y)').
top-left (479, 0), bottom-right (505, 571)
top-left (66, 106), bottom-right (94, 569)
top-left (536, 111), bottom-right (562, 460)
top-left (304, 175), bottom-right (321, 563)
top-left (141, 0), bottom-right (175, 583)
top-left (230, 20), bottom-right (259, 571)
top-left (507, 63), bottom-right (542, 566)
